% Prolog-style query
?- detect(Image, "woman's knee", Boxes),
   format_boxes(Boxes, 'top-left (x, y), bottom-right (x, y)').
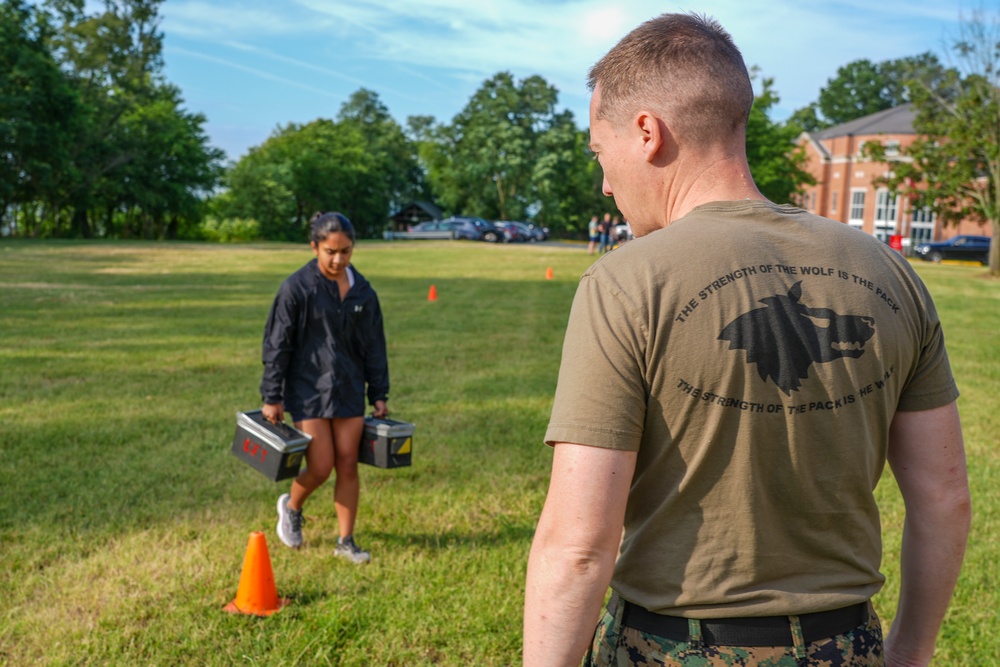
top-left (331, 417), bottom-right (364, 477)
top-left (303, 461), bottom-right (334, 485)
top-left (334, 455), bottom-right (359, 479)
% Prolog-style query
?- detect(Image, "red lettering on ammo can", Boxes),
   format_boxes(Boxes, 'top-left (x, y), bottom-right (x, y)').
top-left (243, 438), bottom-right (267, 461)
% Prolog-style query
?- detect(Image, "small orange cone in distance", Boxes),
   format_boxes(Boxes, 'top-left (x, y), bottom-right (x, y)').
top-left (224, 531), bottom-right (289, 616)
top-left (428, 284), bottom-right (438, 301)
top-left (545, 267), bottom-right (554, 280)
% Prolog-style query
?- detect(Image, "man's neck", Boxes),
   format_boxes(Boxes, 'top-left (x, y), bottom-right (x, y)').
top-left (662, 155), bottom-right (767, 226)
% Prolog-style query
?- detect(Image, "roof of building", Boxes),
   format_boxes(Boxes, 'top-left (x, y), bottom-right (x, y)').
top-left (810, 104), bottom-right (917, 141)
top-left (389, 201), bottom-right (443, 223)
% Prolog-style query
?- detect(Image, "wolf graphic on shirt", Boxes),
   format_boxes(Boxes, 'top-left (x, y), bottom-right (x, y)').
top-left (718, 281), bottom-right (876, 395)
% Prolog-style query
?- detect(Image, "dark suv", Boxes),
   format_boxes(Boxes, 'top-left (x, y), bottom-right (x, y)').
top-left (445, 216), bottom-right (502, 242)
top-left (914, 235), bottom-right (990, 264)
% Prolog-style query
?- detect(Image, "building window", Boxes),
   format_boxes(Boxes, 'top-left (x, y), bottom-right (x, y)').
top-left (874, 189), bottom-right (899, 241)
top-left (910, 206), bottom-right (936, 245)
top-left (849, 189), bottom-right (866, 229)
top-left (831, 191), bottom-right (838, 214)
top-left (885, 140), bottom-right (901, 157)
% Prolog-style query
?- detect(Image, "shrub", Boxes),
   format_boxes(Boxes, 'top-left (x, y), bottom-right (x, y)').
top-left (200, 216), bottom-right (261, 242)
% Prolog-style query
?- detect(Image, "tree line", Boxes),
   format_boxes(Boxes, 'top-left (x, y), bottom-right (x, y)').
top-left (4, 0), bottom-right (997, 259)
top-left (213, 72), bottom-right (812, 242)
top-left (1, 0), bottom-right (223, 239)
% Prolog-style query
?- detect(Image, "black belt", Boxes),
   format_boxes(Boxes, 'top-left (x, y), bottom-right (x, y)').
top-left (617, 595), bottom-right (868, 647)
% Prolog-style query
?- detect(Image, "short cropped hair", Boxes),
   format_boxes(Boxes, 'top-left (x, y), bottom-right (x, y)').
top-left (587, 13), bottom-right (753, 144)
top-left (309, 211), bottom-right (355, 244)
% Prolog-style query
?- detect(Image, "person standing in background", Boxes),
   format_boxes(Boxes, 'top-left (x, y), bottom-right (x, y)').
top-left (588, 215), bottom-right (600, 254)
top-left (597, 212), bottom-right (613, 254)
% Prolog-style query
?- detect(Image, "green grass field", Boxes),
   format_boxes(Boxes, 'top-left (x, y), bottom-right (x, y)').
top-left (0, 240), bottom-right (996, 666)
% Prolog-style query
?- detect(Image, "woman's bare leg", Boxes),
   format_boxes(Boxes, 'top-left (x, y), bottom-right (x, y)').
top-left (289, 418), bottom-right (335, 511)
top-left (331, 416), bottom-right (365, 538)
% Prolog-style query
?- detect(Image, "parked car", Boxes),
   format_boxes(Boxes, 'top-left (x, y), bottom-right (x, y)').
top-left (410, 220), bottom-right (482, 241)
top-left (494, 221), bottom-right (530, 243)
top-left (445, 216), bottom-right (502, 242)
top-left (505, 221), bottom-right (546, 242)
top-left (440, 220), bottom-right (484, 241)
top-left (913, 235), bottom-right (990, 264)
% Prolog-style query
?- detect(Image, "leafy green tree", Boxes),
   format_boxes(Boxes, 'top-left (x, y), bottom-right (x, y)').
top-left (879, 52), bottom-right (951, 107)
top-left (418, 71), bottom-right (602, 233)
top-left (215, 158), bottom-right (297, 240)
top-left (337, 89), bottom-right (429, 229)
top-left (795, 53), bottom-right (949, 128)
top-left (866, 12), bottom-right (999, 275)
top-left (219, 119), bottom-right (379, 241)
top-left (17, 0), bottom-right (223, 239)
top-left (111, 86), bottom-right (224, 238)
top-left (430, 72), bottom-right (561, 221)
top-left (0, 0), bottom-right (81, 235)
top-left (786, 102), bottom-right (829, 133)
top-left (43, 0), bottom-right (168, 237)
top-left (531, 112), bottom-right (603, 233)
top-left (406, 113), bottom-right (450, 207)
top-left (746, 77), bottom-right (814, 203)
top-left (818, 59), bottom-right (891, 125)
top-left (219, 91), bottom-right (427, 241)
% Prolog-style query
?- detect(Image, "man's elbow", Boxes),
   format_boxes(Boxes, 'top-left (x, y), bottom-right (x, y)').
top-left (531, 532), bottom-right (617, 586)
top-left (560, 543), bottom-right (616, 579)
top-left (933, 468), bottom-right (972, 524)
top-left (907, 479), bottom-right (972, 541)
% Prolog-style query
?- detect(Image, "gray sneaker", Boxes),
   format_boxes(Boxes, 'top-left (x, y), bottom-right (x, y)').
top-left (276, 493), bottom-right (304, 548)
top-left (334, 536), bottom-right (371, 564)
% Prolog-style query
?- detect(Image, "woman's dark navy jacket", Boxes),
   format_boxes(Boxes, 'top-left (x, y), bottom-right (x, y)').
top-left (260, 259), bottom-right (389, 419)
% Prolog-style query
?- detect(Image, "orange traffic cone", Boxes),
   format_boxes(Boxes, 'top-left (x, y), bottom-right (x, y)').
top-left (428, 284), bottom-right (438, 301)
top-left (224, 532), bottom-right (289, 616)
top-left (545, 267), bottom-right (554, 280)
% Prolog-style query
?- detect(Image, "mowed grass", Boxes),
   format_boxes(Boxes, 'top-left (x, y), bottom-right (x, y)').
top-left (0, 240), bottom-right (996, 666)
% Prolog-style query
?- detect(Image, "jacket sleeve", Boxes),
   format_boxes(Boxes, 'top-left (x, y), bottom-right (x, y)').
top-left (260, 281), bottom-right (298, 405)
top-left (364, 294), bottom-right (390, 406)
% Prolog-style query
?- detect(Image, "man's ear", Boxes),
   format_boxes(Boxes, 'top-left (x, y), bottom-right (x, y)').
top-left (636, 111), bottom-right (668, 163)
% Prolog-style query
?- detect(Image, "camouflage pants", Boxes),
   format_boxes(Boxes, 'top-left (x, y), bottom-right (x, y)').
top-left (582, 597), bottom-right (884, 667)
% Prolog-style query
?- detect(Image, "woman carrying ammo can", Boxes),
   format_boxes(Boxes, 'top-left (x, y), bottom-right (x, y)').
top-left (260, 211), bottom-right (389, 563)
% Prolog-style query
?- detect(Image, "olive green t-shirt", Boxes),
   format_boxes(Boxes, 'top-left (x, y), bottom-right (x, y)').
top-left (545, 201), bottom-right (959, 617)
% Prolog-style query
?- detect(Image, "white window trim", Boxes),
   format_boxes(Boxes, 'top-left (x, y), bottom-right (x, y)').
top-left (873, 188), bottom-right (900, 241)
top-left (848, 188), bottom-right (866, 229)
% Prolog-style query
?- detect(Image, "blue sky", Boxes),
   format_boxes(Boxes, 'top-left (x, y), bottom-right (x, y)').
top-left (156, 0), bottom-right (979, 161)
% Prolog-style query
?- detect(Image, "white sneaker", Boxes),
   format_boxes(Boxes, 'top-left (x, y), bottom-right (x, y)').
top-left (334, 536), bottom-right (370, 564)
top-left (276, 493), bottom-right (304, 548)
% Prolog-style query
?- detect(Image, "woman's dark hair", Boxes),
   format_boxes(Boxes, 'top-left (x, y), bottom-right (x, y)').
top-left (309, 211), bottom-right (355, 244)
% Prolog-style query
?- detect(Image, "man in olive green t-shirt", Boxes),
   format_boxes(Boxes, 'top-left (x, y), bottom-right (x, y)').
top-left (523, 13), bottom-right (970, 667)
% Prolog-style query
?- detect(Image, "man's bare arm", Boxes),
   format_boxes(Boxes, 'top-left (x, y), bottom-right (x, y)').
top-left (523, 443), bottom-right (637, 666)
top-left (884, 401), bottom-right (971, 667)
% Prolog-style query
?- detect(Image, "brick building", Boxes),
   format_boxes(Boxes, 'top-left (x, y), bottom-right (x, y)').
top-left (796, 104), bottom-right (992, 251)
